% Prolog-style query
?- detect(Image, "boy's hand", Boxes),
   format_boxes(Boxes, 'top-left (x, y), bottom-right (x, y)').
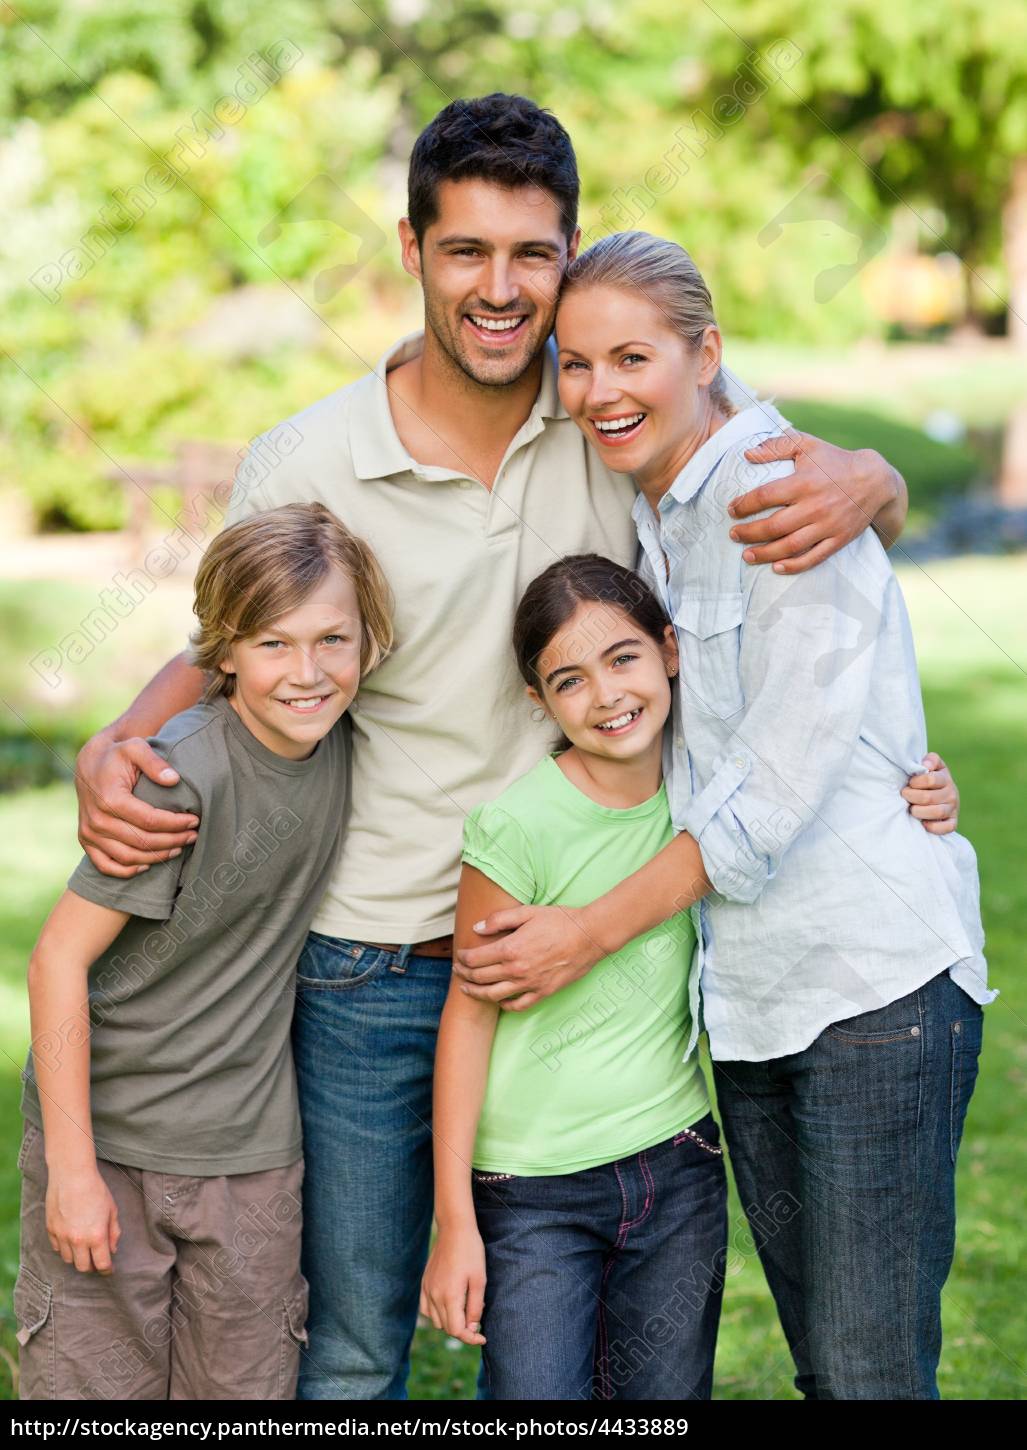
top-left (420, 1226), bottom-right (487, 1346)
top-left (76, 730), bottom-right (198, 877)
top-left (902, 752), bottom-right (960, 835)
top-left (46, 1164), bottom-right (122, 1274)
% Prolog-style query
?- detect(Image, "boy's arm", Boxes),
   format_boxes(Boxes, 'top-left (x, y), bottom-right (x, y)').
top-left (76, 651), bottom-right (204, 877)
top-left (28, 890), bottom-right (131, 1274)
top-left (420, 865), bottom-right (510, 1346)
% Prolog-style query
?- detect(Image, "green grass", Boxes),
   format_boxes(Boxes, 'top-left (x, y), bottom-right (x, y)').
top-left (1, 556), bottom-right (1025, 1399)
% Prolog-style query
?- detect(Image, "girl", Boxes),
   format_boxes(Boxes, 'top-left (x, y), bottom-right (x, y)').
top-left (421, 554), bottom-right (727, 1401)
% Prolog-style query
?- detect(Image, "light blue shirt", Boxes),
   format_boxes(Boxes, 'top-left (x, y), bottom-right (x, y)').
top-left (633, 403), bottom-right (996, 1063)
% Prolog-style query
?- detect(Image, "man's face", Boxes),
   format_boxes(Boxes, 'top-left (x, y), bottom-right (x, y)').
top-left (401, 178), bottom-right (577, 388)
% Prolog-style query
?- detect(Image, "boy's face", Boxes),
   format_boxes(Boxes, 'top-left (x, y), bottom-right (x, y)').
top-left (219, 564), bottom-right (362, 760)
top-left (399, 177), bottom-right (579, 388)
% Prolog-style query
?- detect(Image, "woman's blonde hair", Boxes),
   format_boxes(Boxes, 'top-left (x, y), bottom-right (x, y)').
top-left (561, 230), bottom-right (736, 417)
top-left (190, 502), bottom-right (394, 702)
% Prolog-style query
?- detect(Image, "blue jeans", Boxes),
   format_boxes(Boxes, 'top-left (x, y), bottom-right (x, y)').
top-left (472, 1114), bottom-right (728, 1400)
top-left (291, 933), bottom-right (452, 1400)
top-left (712, 969), bottom-right (984, 1400)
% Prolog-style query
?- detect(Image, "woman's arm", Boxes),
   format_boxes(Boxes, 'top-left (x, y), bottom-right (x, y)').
top-left (420, 865), bottom-right (517, 1346)
top-left (28, 890), bottom-right (131, 1274)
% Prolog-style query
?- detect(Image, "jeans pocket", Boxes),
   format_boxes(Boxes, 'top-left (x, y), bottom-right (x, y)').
top-left (950, 1009), bottom-right (983, 1164)
top-left (296, 933), bottom-right (390, 991)
top-left (826, 990), bottom-right (922, 1045)
top-left (673, 1114), bottom-right (724, 1157)
top-left (17, 1121), bottom-right (40, 1173)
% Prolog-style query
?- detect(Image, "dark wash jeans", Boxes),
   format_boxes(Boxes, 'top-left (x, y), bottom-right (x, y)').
top-left (291, 932), bottom-right (453, 1400)
top-left (712, 969), bottom-right (984, 1400)
top-left (472, 1114), bottom-right (728, 1400)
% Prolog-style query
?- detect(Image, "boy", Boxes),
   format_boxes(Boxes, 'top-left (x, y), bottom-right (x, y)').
top-left (16, 503), bottom-right (391, 1399)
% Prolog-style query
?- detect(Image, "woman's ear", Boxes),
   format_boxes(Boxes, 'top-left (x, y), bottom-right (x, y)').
top-left (697, 324), bottom-right (723, 388)
top-left (662, 622), bottom-right (680, 678)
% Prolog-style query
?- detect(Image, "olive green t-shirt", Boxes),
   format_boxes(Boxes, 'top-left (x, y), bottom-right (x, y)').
top-left (21, 695), bottom-right (350, 1175)
top-left (462, 754), bottom-right (709, 1176)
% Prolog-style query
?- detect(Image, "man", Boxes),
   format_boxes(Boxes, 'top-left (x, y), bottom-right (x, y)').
top-left (75, 94), bottom-right (952, 1399)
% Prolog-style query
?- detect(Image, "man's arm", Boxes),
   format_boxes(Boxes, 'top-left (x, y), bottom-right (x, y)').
top-left (730, 432), bottom-right (908, 570)
top-left (75, 651), bottom-right (204, 878)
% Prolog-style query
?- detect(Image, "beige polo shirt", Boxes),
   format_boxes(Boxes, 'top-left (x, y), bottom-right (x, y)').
top-left (224, 331), bottom-right (638, 942)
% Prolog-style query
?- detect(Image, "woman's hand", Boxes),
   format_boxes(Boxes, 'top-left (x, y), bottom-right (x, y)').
top-left (420, 1225), bottom-right (488, 1346)
top-left (902, 752), bottom-right (960, 835)
top-left (730, 432), bottom-right (904, 572)
top-left (453, 904), bottom-right (601, 1011)
top-left (46, 1163), bottom-right (121, 1274)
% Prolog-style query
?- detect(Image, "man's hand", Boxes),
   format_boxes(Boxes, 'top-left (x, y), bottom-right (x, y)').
top-left (729, 430), bottom-right (903, 573)
top-left (453, 904), bottom-right (602, 1011)
top-left (903, 752), bottom-right (960, 835)
top-left (76, 731), bottom-right (199, 878)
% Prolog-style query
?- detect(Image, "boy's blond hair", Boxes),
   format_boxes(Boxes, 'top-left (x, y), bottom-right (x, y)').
top-left (190, 503), bottom-right (394, 702)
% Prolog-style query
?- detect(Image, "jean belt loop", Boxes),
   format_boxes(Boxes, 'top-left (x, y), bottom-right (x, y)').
top-left (392, 942), bottom-right (413, 974)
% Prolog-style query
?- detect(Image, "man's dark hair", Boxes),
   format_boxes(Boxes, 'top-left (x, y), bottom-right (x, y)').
top-left (407, 93), bottom-right (579, 244)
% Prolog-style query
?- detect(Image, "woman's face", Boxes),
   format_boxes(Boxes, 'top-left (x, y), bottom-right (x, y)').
top-left (527, 600), bottom-right (678, 763)
top-left (555, 284), bottom-right (722, 487)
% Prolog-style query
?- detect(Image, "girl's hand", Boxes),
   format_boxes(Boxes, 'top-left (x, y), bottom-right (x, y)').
top-left (46, 1164), bottom-right (121, 1274)
top-left (420, 1226), bottom-right (487, 1346)
top-left (902, 752), bottom-right (960, 835)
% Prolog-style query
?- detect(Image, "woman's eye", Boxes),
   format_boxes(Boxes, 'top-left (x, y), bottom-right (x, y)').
top-left (622, 354), bottom-right (646, 365)
top-left (560, 360), bottom-right (587, 372)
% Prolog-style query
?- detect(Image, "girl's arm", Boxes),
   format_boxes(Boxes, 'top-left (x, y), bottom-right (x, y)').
top-left (28, 889), bottom-right (131, 1274)
top-left (420, 864), bottom-right (520, 1346)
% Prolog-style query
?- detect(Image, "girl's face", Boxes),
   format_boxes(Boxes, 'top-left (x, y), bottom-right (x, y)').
top-left (527, 600), bottom-right (678, 762)
top-left (219, 564), bottom-right (363, 760)
top-left (555, 283), bottom-right (722, 487)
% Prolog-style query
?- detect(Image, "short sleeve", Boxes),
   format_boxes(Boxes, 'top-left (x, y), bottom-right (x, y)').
top-left (461, 802), bottom-right (539, 904)
top-left (68, 765), bottom-right (203, 922)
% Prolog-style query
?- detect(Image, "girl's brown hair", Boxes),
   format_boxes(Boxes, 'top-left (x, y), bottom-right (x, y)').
top-left (561, 230), bottom-right (736, 417)
top-left (190, 503), bottom-right (394, 701)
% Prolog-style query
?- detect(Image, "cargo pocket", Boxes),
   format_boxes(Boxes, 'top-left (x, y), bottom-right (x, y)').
top-left (673, 594), bottom-right (746, 720)
top-left (14, 1265), bottom-right (55, 1400)
top-left (277, 1275), bottom-right (310, 1400)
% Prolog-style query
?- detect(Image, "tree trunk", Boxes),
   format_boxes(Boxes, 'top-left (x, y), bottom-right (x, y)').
top-left (1002, 155), bottom-right (1027, 349)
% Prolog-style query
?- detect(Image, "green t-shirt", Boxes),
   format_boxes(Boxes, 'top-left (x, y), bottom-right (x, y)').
top-left (462, 753), bottom-right (709, 1176)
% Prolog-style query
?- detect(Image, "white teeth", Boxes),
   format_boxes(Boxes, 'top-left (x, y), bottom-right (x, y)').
top-left (594, 413), bottom-right (645, 433)
top-left (596, 709), bottom-right (640, 731)
top-left (469, 315), bottom-right (524, 331)
top-left (280, 697), bottom-right (325, 711)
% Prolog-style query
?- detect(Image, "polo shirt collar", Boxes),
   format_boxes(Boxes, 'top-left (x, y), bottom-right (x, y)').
top-left (350, 330), bottom-right (568, 482)
top-left (631, 401), bottom-right (787, 527)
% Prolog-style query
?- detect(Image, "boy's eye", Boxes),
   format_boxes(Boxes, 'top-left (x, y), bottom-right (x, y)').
top-left (259, 640), bottom-right (283, 649)
top-left (322, 635), bottom-right (346, 645)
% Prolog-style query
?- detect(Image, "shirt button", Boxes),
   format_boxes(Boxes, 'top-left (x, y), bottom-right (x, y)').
top-left (459, 479), bottom-right (473, 490)
top-left (675, 736), bottom-right (684, 749)
top-left (732, 754), bottom-right (747, 769)
top-left (954, 1022), bottom-right (962, 1035)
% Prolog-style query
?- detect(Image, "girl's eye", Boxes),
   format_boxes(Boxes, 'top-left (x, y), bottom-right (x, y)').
top-left (613, 653), bottom-right (639, 666)
top-left (555, 675), bottom-right (582, 692)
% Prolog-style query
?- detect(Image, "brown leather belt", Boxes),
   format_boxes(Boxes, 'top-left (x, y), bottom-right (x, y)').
top-left (365, 934), bottom-right (454, 959)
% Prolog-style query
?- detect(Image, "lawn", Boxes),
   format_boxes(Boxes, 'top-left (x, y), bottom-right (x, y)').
top-left (0, 554), bottom-right (1024, 1400)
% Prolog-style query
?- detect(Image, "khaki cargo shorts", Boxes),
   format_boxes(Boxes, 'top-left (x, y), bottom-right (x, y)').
top-left (15, 1121), bottom-right (309, 1400)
